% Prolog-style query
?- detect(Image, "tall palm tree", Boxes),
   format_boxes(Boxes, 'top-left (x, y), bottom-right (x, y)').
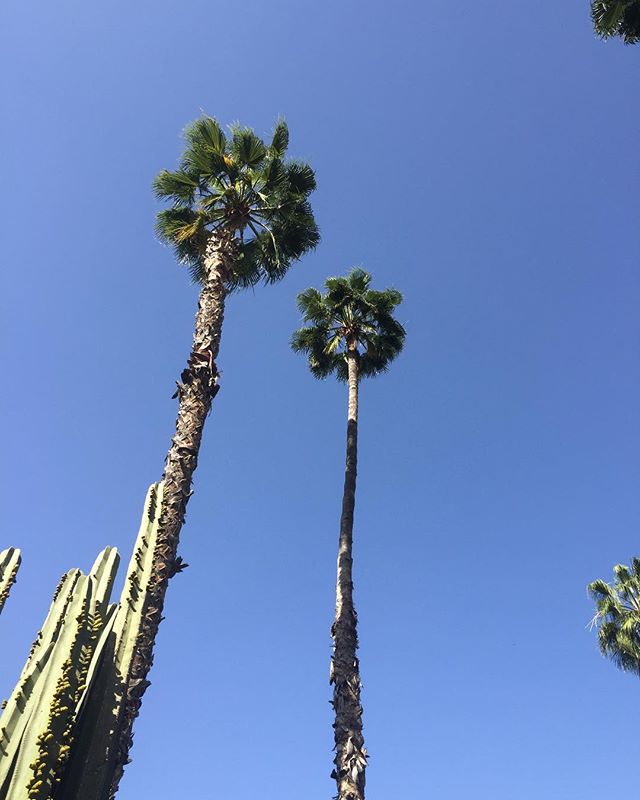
top-left (111, 116), bottom-right (319, 795)
top-left (588, 559), bottom-right (640, 674)
top-left (591, 0), bottom-right (640, 43)
top-left (292, 269), bottom-right (405, 800)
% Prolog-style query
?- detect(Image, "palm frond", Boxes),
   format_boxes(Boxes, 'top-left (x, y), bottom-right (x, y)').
top-left (155, 207), bottom-right (206, 270)
top-left (346, 268), bottom-right (371, 293)
top-left (588, 578), bottom-right (617, 602)
top-left (181, 145), bottom-right (227, 183)
top-left (184, 116), bottom-right (226, 153)
top-left (592, 0), bottom-right (640, 42)
top-left (153, 169), bottom-right (199, 205)
top-left (589, 559), bottom-right (640, 677)
top-left (270, 119), bottom-right (289, 156)
top-left (285, 161), bottom-right (317, 196)
top-left (292, 268), bottom-right (405, 382)
top-left (230, 126), bottom-right (267, 167)
top-left (291, 326), bottom-right (340, 379)
top-left (297, 288), bottom-right (329, 322)
top-left (592, 0), bottom-right (626, 34)
top-left (259, 157), bottom-right (287, 194)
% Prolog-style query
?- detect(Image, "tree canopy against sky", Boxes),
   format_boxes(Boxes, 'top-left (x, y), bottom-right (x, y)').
top-left (154, 116), bottom-right (319, 286)
top-left (589, 561), bottom-right (640, 674)
top-left (591, 0), bottom-right (640, 42)
top-left (1, 2), bottom-right (638, 799)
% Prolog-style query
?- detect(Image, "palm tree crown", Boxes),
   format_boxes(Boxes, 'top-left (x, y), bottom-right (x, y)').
top-left (589, 559), bottom-right (640, 675)
top-left (292, 268), bottom-right (405, 380)
top-left (154, 115), bottom-right (320, 287)
top-left (591, 0), bottom-right (640, 43)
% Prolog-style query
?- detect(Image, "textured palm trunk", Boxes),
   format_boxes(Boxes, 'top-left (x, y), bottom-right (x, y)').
top-left (109, 231), bottom-right (236, 798)
top-left (330, 347), bottom-right (367, 800)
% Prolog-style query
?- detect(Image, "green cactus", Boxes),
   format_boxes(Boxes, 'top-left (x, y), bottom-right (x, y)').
top-left (59, 481), bottom-right (165, 800)
top-left (0, 549), bottom-right (120, 800)
top-left (0, 482), bottom-right (166, 800)
top-left (0, 548), bottom-right (21, 615)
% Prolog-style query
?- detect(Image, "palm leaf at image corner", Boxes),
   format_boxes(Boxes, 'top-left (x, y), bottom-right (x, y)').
top-left (591, 0), bottom-right (640, 42)
top-left (588, 559), bottom-right (640, 676)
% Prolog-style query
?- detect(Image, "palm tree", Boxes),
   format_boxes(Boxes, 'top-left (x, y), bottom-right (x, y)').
top-left (292, 269), bottom-right (405, 800)
top-left (111, 116), bottom-right (319, 795)
top-left (588, 559), bottom-right (640, 674)
top-left (591, 0), bottom-right (640, 43)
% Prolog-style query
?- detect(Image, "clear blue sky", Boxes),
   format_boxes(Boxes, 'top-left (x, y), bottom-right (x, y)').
top-left (1, 1), bottom-right (639, 798)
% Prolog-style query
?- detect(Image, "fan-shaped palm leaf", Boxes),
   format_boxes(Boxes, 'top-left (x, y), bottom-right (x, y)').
top-left (592, 0), bottom-right (640, 42)
top-left (589, 559), bottom-right (640, 675)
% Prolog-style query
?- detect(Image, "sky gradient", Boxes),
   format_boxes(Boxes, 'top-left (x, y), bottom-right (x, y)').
top-left (1, 1), bottom-right (639, 798)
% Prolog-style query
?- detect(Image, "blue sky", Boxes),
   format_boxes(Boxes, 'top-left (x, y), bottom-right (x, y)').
top-left (1, 1), bottom-right (639, 797)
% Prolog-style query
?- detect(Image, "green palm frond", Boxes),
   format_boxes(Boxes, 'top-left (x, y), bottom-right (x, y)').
top-left (270, 119), bottom-right (289, 156)
top-left (154, 115), bottom-right (319, 289)
top-left (589, 559), bottom-right (640, 676)
top-left (260, 157), bottom-right (287, 194)
top-left (153, 169), bottom-right (199, 206)
top-left (230, 125), bottom-right (268, 167)
top-left (285, 161), bottom-right (317, 196)
top-left (291, 326), bottom-right (337, 379)
top-left (184, 116), bottom-right (226, 154)
top-left (292, 268), bottom-right (405, 382)
top-left (592, 0), bottom-right (640, 42)
top-left (180, 133), bottom-right (228, 183)
top-left (614, 563), bottom-right (631, 582)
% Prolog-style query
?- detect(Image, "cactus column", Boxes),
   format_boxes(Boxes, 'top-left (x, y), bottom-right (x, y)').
top-left (0, 483), bottom-right (165, 800)
top-left (0, 548), bottom-right (120, 800)
top-left (0, 548), bottom-right (21, 615)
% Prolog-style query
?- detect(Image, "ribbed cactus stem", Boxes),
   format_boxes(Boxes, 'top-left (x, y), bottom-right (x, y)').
top-left (60, 483), bottom-right (165, 800)
top-left (0, 549), bottom-right (120, 800)
top-left (0, 548), bottom-right (22, 615)
top-left (0, 484), bottom-right (168, 800)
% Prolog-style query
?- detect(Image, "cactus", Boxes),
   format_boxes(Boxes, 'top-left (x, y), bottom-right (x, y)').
top-left (0, 548), bottom-right (21, 615)
top-left (59, 482), bottom-right (165, 800)
top-left (0, 482), bottom-right (165, 800)
top-left (0, 549), bottom-right (120, 800)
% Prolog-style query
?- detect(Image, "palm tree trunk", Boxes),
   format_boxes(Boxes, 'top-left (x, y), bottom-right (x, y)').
top-left (109, 230), bottom-right (236, 798)
top-left (330, 347), bottom-right (367, 800)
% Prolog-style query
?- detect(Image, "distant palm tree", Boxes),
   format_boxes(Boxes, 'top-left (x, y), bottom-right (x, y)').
top-left (112, 116), bottom-right (319, 795)
top-left (292, 269), bottom-right (405, 800)
top-left (588, 559), bottom-right (640, 674)
top-left (592, 0), bottom-right (640, 43)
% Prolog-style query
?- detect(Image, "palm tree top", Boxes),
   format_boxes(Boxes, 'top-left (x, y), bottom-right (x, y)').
top-left (292, 268), bottom-right (406, 381)
top-left (592, 0), bottom-right (640, 43)
top-left (588, 559), bottom-right (640, 676)
top-left (154, 115), bottom-right (320, 289)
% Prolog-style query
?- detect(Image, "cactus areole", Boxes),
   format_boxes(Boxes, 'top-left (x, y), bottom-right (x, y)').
top-left (0, 548), bottom-right (21, 615)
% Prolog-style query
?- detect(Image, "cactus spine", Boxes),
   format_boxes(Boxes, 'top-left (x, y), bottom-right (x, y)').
top-left (0, 548), bottom-right (21, 615)
top-left (0, 483), bottom-right (164, 800)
